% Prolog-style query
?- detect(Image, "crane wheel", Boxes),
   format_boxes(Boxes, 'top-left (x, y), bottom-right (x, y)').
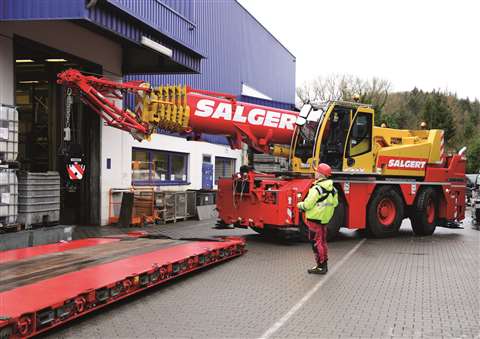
top-left (367, 186), bottom-right (404, 238)
top-left (411, 187), bottom-right (437, 236)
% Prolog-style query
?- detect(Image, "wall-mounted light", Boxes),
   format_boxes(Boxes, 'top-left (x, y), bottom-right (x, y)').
top-left (141, 36), bottom-right (173, 58)
top-left (18, 80), bottom-right (40, 84)
top-left (15, 59), bottom-right (34, 63)
top-left (45, 58), bottom-right (67, 62)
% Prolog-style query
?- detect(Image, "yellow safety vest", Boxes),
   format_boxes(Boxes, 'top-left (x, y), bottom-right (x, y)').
top-left (297, 179), bottom-right (339, 224)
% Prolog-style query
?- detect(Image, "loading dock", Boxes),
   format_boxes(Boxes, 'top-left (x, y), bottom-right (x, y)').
top-left (14, 36), bottom-right (101, 225)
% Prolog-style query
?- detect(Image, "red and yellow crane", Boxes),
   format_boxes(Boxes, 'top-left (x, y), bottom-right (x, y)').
top-left (57, 69), bottom-right (466, 240)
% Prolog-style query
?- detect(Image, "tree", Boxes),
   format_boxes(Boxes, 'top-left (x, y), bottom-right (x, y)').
top-left (421, 92), bottom-right (456, 143)
top-left (296, 74), bottom-right (391, 124)
top-left (467, 136), bottom-right (480, 173)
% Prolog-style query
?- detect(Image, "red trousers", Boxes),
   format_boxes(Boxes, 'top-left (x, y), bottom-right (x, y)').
top-left (305, 219), bottom-right (328, 264)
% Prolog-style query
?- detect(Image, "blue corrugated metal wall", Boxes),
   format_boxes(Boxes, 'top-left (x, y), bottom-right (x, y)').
top-left (126, 0), bottom-right (295, 104)
top-left (158, 0), bottom-right (195, 22)
top-left (105, 0), bottom-right (199, 52)
top-left (239, 95), bottom-right (296, 111)
top-left (1, 0), bottom-right (203, 73)
top-left (0, 0), bottom-right (85, 20)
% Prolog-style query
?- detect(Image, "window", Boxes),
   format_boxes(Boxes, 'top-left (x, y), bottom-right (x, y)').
top-left (132, 148), bottom-right (188, 185)
top-left (348, 113), bottom-right (372, 157)
top-left (132, 150), bottom-right (150, 181)
top-left (215, 157), bottom-right (236, 184)
top-left (294, 105), bottom-right (326, 163)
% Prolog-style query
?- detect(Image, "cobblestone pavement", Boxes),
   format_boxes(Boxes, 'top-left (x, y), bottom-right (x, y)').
top-left (43, 210), bottom-right (479, 339)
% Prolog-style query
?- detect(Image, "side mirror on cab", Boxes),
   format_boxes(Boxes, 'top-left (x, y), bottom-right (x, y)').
top-left (296, 104), bottom-right (312, 127)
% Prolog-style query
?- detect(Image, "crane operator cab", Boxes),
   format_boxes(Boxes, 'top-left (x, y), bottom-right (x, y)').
top-left (292, 101), bottom-right (374, 174)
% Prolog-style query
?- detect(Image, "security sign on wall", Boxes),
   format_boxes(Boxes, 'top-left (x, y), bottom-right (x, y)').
top-left (67, 160), bottom-right (86, 181)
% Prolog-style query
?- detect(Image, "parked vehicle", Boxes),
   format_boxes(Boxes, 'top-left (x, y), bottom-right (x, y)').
top-left (466, 174), bottom-right (478, 206)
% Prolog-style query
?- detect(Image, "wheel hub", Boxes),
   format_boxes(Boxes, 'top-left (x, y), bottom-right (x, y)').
top-left (377, 198), bottom-right (396, 226)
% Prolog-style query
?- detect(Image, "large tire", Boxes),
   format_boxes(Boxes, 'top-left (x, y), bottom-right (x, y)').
top-left (411, 187), bottom-right (437, 236)
top-left (367, 186), bottom-right (404, 238)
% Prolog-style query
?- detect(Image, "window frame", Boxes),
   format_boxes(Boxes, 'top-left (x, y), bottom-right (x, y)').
top-left (215, 157), bottom-right (236, 184)
top-left (132, 148), bottom-right (189, 186)
top-left (346, 112), bottom-right (373, 158)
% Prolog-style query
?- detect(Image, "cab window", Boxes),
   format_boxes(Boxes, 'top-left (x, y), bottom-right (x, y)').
top-left (348, 112), bottom-right (372, 157)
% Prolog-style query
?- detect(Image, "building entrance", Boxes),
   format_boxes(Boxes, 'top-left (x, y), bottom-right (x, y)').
top-left (14, 36), bottom-right (101, 225)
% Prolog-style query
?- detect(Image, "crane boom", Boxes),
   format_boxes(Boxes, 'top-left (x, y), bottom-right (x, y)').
top-left (57, 69), bottom-right (298, 152)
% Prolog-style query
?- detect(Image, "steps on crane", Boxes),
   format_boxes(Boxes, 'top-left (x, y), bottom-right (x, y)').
top-left (0, 234), bottom-right (246, 338)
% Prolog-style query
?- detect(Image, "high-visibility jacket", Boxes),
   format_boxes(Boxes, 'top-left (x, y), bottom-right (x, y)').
top-left (297, 179), bottom-right (338, 224)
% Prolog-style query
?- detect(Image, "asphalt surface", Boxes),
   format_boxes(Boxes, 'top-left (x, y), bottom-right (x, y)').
top-left (42, 209), bottom-right (479, 339)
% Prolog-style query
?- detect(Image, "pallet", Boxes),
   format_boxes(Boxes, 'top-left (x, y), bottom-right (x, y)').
top-left (0, 224), bottom-right (23, 234)
top-left (0, 235), bottom-right (246, 338)
top-left (26, 221), bottom-right (60, 230)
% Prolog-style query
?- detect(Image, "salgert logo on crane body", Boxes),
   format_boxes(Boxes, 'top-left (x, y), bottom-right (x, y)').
top-left (193, 99), bottom-right (297, 130)
top-left (383, 157), bottom-right (427, 170)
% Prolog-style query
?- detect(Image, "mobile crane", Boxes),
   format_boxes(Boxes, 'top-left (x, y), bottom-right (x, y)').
top-left (56, 69), bottom-right (466, 240)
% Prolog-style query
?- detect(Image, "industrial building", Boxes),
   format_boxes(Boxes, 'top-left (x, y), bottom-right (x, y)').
top-left (0, 0), bottom-right (295, 226)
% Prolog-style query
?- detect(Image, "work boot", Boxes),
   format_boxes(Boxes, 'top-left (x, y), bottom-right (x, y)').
top-left (307, 261), bottom-right (328, 275)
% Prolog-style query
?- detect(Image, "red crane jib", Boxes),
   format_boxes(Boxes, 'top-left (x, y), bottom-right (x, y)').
top-left (187, 93), bottom-right (297, 152)
top-left (57, 69), bottom-right (151, 139)
top-left (57, 69), bottom-right (298, 152)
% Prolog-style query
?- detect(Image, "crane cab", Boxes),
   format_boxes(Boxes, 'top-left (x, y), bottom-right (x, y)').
top-left (291, 102), bottom-right (374, 174)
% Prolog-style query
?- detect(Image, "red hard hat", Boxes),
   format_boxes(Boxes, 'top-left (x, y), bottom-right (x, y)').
top-left (316, 163), bottom-right (332, 177)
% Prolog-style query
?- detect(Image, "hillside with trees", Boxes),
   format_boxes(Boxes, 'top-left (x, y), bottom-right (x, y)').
top-left (296, 75), bottom-right (480, 173)
top-left (382, 89), bottom-right (479, 173)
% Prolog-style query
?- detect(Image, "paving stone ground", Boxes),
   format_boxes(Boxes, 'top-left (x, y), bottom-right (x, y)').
top-left (43, 209), bottom-right (479, 339)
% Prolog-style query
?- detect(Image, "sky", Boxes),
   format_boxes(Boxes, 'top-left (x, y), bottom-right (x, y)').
top-left (237, 0), bottom-right (479, 100)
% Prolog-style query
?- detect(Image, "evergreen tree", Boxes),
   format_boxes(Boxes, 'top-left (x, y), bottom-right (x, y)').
top-left (467, 136), bottom-right (480, 173)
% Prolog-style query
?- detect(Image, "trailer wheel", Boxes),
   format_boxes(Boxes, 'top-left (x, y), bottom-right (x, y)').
top-left (368, 186), bottom-right (404, 238)
top-left (411, 188), bottom-right (437, 236)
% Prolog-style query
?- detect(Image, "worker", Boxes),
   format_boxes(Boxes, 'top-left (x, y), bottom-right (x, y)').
top-left (420, 121), bottom-right (427, 130)
top-left (353, 94), bottom-right (360, 102)
top-left (297, 163), bottom-right (338, 274)
top-left (380, 122), bottom-right (387, 128)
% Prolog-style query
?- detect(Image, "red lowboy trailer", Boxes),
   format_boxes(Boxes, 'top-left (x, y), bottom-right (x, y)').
top-left (0, 234), bottom-right (245, 338)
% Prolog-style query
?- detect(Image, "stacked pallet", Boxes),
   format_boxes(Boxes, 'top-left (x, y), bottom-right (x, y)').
top-left (0, 104), bottom-right (19, 231)
top-left (17, 172), bottom-right (60, 228)
top-left (0, 169), bottom-right (17, 229)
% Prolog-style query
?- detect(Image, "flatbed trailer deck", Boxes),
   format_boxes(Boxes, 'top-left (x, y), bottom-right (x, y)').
top-left (0, 234), bottom-right (246, 338)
